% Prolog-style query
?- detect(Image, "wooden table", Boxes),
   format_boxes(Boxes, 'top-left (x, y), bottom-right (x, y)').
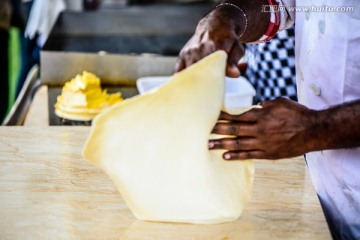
top-left (0, 127), bottom-right (331, 239)
top-left (24, 86), bottom-right (49, 126)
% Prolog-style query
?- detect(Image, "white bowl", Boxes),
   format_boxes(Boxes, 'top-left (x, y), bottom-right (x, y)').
top-left (136, 76), bottom-right (255, 110)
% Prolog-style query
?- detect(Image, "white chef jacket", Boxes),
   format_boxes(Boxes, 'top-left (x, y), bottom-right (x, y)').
top-left (277, 0), bottom-right (360, 239)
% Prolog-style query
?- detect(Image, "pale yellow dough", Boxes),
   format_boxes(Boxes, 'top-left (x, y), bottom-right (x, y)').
top-left (82, 51), bottom-right (254, 224)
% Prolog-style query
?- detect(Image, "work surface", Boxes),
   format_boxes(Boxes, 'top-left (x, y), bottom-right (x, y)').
top-left (0, 127), bottom-right (331, 239)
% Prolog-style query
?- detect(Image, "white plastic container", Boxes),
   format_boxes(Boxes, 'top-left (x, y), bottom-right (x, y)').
top-left (136, 76), bottom-right (256, 110)
top-left (224, 77), bottom-right (256, 109)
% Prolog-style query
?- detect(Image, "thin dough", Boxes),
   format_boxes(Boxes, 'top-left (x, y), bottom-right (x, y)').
top-left (82, 51), bottom-right (254, 224)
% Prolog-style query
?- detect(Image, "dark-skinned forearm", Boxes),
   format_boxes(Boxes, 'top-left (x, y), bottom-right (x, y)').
top-left (308, 100), bottom-right (360, 152)
top-left (213, 0), bottom-right (270, 43)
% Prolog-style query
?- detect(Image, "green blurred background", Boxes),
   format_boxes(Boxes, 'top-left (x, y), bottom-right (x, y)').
top-left (8, 27), bottom-right (21, 112)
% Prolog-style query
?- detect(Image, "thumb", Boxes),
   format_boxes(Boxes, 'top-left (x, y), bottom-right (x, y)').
top-left (237, 62), bottom-right (248, 74)
top-left (226, 41), bottom-right (244, 77)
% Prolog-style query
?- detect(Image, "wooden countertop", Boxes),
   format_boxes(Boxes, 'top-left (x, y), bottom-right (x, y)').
top-left (0, 127), bottom-right (331, 239)
top-left (24, 86), bottom-right (49, 126)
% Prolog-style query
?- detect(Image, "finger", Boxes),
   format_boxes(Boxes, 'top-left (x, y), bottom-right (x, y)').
top-left (226, 41), bottom-right (244, 77)
top-left (218, 109), bottom-right (259, 122)
top-left (228, 40), bottom-right (244, 66)
top-left (223, 150), bottom-right (265, 160)
top-left (183, 50), bottom-right (200, 68)
top-left (209, 137), bottom-right (257, 151)
top-left (175, 58), bottom-right (186, 73)
top-left (237, 63), bottom-right (248, 73)
top-left (218, 111), bottom-right (239, 121)
top-left (213, 35), bottom-right (235, 53)
top-left (226, 65), bottom-right (240, 78)
top-left (203, 41), bottom-right (217, 55)
top-left (184, 44), bottom-right (216, 68)
top-left (212, 122), bottom-right (256, 136)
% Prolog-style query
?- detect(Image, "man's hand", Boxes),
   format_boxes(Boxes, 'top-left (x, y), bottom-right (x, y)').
top-left (209, 98), bottom-right (318, 160)
top-left (175, 1), bottom-right (269, 77)
top-left (175, 10), bottom-right (245, 78)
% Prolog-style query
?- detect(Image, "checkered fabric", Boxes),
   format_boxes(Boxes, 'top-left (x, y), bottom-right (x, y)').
top-left (244, 27), bottom-right (297, 102)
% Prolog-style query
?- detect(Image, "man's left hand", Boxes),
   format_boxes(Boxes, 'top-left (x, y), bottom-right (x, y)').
top-left (209, 98), bottom-right (318, 160)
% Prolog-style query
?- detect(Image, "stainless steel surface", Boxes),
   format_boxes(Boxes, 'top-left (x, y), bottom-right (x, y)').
top-left (41, 4), bottom-right (213, 86)
top-left (41, 52), bottom-right (177, 86)
top-left (43, 4), bottom-right (212, 55)
top-left (2, 65), bottom-right (40, 126)
top-left (40, 3), bottom-right (213, 124)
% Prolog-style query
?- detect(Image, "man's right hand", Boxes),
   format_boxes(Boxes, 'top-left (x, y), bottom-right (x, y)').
top-left (175, 1), bottom-right (270, 77)
top-left (175, 9), bottom-right (245, 78)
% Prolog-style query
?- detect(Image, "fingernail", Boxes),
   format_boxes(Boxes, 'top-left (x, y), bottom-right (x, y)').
top-left (208, 141), bottom-right (215, 149)
top-left (224, 153), bottom-right (231, 160)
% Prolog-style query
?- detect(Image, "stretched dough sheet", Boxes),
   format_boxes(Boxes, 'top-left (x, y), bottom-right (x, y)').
top-left (82, 51), bottom-right (254, 224)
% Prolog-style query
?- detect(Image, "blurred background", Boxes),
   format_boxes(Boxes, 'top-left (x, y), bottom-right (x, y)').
top-left (1, 0), bottom-right (215, 123)
top-left (1, 0), bottom-right (296, 126)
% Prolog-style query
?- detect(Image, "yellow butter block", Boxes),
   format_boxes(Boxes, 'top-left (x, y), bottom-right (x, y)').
top-left (55, 71), bottom-right (122, 121)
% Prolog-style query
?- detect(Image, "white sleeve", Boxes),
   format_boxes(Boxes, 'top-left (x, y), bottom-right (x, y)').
top-left (277, 0), bottom-right (295, 31)
top-left (25, 0), bottom-right (66, 45)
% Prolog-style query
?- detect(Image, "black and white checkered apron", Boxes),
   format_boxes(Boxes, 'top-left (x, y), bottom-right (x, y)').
top-left (244, 27), bottom-right (297, 103)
